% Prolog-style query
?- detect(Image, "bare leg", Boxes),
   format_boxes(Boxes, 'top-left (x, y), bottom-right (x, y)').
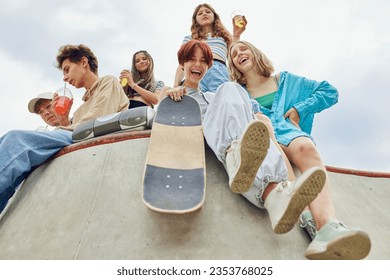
top-left (281, 137), bottom-right (336, 229)
top-left (255, 113), bottom-right (295, 180)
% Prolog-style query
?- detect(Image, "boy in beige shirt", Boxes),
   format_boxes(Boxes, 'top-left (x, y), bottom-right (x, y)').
top-left (0, 44), bottom-right (128, 213)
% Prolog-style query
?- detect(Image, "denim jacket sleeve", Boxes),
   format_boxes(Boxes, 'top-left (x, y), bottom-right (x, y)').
top-left (293, 78), bottom-right (339, 119)
top-left (278, 72), bottom-right (339, 135)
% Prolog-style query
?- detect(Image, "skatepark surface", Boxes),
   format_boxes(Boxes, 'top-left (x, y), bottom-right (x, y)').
top-left (0, 131), bottom-right (389, 260)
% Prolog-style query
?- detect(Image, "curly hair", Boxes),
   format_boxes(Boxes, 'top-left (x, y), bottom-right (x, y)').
top-left (56, 44), bottom-right (98, 74)
top-left (190, 3), bottom-right (232, 47)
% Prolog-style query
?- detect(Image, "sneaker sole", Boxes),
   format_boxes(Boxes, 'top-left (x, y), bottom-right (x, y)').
top-left (305, 230), bottom-right (371, 260)
top-left (230, 121), bottom-right (270, 194)
top-left (273, 167), bottom-right (326, 234)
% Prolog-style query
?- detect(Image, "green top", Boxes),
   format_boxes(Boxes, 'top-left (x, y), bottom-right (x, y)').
top-left (254, 91), bottom-right (277, 109)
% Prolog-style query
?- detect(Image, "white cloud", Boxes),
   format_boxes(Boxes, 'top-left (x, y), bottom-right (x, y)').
top-left (0, 50), bottom-right (85, 133)
top-left (0, 0), bottom-right (389, 172)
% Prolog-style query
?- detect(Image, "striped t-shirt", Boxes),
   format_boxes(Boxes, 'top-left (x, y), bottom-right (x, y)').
top-left (182, 35), bottom-right (228, 62)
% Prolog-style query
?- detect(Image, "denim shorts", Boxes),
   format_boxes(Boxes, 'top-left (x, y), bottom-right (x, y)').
top-left (200, 60), bottom-right (229, 93)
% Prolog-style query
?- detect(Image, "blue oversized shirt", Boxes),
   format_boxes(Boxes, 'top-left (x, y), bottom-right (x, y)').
top-left (246, 71), bottom-right (338, 146)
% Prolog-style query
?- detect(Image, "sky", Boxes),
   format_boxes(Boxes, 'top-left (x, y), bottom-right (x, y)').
top-left (0, 0), bottom-right (389, 172)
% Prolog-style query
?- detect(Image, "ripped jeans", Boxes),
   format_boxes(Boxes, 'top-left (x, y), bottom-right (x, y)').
top-left (203, 82), bottom-right (288, 208)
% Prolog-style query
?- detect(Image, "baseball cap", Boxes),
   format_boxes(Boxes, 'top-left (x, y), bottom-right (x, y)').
top-left (28, 92), bottom-right (54, 113)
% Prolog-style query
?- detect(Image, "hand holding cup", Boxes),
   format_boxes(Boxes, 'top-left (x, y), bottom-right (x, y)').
top-left (120, 70), bottom-right (132, 87)
top-left (53, 86), bottom-right (73, 115)
top-left (231, 10), bottom-right (246, 28)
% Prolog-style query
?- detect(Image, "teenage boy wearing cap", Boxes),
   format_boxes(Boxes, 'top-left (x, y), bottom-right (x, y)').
top-left (28, 91), bottom-right (71, 128)
top-left (0, 44), bottom-right (128, 214)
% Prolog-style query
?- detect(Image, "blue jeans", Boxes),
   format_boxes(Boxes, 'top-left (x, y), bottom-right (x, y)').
top-left (200, 60), bottom-right (229, 93)
top-left (0, 129), bottom-right (73, 212)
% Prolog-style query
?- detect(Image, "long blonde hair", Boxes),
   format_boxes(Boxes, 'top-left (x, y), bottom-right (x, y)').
top-left (190, 3), bottom-right (232, 47)
top-left (228, 40), bottom-right (274, 84)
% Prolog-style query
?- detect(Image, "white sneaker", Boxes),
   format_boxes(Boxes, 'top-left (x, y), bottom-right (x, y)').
top-left (225, 120), bottom-right (269, 193)
top-left (305, 219), bottom-right (371, 260)
top-left (264, 167), bottom-right (326, 234)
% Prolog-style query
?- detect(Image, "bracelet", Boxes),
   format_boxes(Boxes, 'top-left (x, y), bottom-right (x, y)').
top-left (131, 83), bottom-right (137, 89)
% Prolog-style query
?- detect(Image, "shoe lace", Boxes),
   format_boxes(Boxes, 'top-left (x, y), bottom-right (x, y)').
top-left (275, 181), bottom-right (293, 195)
top-left (226, 140), bottom-right (239, 156)
top-left (300, 214), bottom-right (317, 240)
top-left (228, 139), bottom-right (239, 149)
top-left (329, 220), bottom-right (348, 230)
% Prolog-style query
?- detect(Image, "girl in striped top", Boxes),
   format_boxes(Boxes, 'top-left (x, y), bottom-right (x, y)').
top-left (173, 3), bottom-right (246, 93)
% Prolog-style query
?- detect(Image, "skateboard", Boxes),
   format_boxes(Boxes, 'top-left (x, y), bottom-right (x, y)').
top-left (142, 95), bottom-right (206, 214)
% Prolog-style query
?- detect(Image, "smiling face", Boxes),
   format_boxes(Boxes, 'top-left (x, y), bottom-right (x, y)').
top-left (134, 52), bottom-right (150, 74)
top-left (229, 41), bottom-right (275, 83)
top-left (230, 42), bottom-right (253, 75)
top-left (177, 40), bottom-right (213, 88)
top-left (182, 46), bottom-right (210, 88)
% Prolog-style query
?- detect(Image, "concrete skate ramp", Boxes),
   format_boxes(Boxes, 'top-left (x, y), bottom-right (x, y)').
top-left (0, 131), bottom-right (389, 259)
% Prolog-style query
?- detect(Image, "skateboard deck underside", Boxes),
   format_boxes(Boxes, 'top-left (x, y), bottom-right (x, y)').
top-left (142, 96), bottom-right (205, 214)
